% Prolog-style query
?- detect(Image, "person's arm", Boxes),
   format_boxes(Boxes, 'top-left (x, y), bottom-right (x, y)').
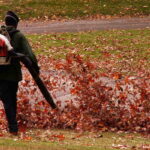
top-left (17, 33), bottom-right (40, 74)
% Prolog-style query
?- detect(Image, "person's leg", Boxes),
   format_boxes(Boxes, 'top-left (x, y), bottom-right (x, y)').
top-left (0, 80), bottom-right (18, 133)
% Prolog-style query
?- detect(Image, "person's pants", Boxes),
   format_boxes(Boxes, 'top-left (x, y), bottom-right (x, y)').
top-left (0, 80), bottom-right (18, 132)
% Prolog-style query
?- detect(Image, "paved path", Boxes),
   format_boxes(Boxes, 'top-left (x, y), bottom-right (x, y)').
top-left (18, 17), bottom-right (150, 34)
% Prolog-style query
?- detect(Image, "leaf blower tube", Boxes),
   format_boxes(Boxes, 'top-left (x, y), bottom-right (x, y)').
top-left (21, 56), bottom-right (57, 109)
top-left (9, 51), bottom-right (57, 109)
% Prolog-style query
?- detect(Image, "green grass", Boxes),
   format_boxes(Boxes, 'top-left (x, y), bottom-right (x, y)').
top-left (28, 29), bottom-right (150, 75)
top-left (0, 129), bottom-right (149, 150)
top-left (0, 0), bottom-right (150, 20)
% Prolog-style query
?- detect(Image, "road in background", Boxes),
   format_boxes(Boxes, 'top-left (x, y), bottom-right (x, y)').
top-left (18, 16), bottom-right (150, 34)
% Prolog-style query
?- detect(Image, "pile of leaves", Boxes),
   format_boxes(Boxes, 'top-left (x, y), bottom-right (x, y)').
top-left (0, 54), bottom-right (149, 133)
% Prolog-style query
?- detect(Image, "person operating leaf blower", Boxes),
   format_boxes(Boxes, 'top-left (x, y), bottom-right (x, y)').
top-left (0, 11), bottom-right (40, 136)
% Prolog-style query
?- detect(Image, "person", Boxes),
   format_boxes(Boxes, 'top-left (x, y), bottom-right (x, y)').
top-left (0, 11), bottom-right (39, 135)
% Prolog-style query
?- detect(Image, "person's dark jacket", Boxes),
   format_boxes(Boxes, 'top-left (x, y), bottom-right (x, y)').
top-left (0, 26), bottom-right (39, 81)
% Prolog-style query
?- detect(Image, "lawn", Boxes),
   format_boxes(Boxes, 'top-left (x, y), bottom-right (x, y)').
top-left (0, 0), bottom-right (149, 20)
top-left (0, 23), bottom-right (149, 150)
top-left (0, 129), bottom-right (149, 150)
top-left (28, 29), bottom-right (150, 75)
top-left (0, 1), bottom-right (149, 150)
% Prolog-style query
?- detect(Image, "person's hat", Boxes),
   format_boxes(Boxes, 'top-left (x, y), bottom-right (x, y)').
top-left (5, 11), bottom-right (19, 27)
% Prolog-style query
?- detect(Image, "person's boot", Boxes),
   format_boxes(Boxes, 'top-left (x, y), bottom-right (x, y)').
top-left (9, 131), bottom-right (18, 136)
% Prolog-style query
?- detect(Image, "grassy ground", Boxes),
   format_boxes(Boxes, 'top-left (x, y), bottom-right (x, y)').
top-left (0, 1), bottom-right (149, 150)
top-left (0, 24), bottom-right (149, 150)
top-left (28, 29), bottom-right (150, 75)
top-left (0, 129), bottom-right (149, 150)
top-left (0, 0), bottom-right (150, 20)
